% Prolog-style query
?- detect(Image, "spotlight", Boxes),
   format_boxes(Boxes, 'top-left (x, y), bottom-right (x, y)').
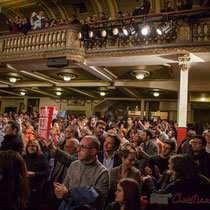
top-left (156, 21), bottom-right (173, 36)
top-left (9, 77), bottom-right (17, 83)
top-left (56, 92), bottom-right (62, 96)
top-left (141, 25), bottom-right (151, 36)
top-left (89, 29), bottom-right (101, 40)
top-left (20, 92), bottom-right (26, 96)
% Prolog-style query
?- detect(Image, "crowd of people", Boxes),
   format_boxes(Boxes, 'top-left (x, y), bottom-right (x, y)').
top-left (5, 0), bottom-right (210, 35)
top-left (0, 110), bottom-right (209, 210)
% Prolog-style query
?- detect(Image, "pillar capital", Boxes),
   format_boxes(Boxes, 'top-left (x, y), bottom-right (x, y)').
top-left (178, 54), bottom-right (191, 72)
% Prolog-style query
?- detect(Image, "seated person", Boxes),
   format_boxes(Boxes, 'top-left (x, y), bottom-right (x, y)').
top-left (132, 0), bottom-right (151, 16)
top-left (106, 178), bottom-right (142, 210)
top-left (145, 154), bottom-right (210, 210)
top-left (161, 1), bottom-right (174, 12)
top-left (107, 146), bottom-right (141, 205)
top-left (200, 0), bottom-right (210, 7)
top-left (176, 0), bottom-right (193, 10)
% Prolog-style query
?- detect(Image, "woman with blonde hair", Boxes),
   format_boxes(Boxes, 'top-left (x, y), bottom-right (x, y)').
top-left (23, 139), bottom-right (49, 210)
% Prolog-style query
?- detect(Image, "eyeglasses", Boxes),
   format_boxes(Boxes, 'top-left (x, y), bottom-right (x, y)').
top-left (191, 141), bottom-right (202, 145)
top-left (78, 145), bottom-right (92, 151)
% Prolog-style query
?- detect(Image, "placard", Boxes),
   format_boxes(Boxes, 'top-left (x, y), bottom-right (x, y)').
top-left (38, 106), bottom-right (57, 140)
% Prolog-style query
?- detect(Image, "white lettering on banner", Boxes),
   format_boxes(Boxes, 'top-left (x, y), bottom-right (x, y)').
top-left (39, 118), bottom-right (48, 130)
top-left (39, 129), bottom-right (47, 138)
top-left (40, 108), bottom-right (50, 117)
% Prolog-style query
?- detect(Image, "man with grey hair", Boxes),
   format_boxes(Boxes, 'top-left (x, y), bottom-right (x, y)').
top-left (53, 135), bottom-right (109, 210)
top-left (51, 138), bottom-right (79, 183)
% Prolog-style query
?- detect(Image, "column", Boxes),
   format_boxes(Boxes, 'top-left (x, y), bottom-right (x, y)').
top-left (22, 97), bottom-right (28, 113)
top-left (140, 99), bottom-right (145, 120)
top-left (177, 54), bottom-right (191, 147)
top-left (145, 102), bottom-right (149, 120)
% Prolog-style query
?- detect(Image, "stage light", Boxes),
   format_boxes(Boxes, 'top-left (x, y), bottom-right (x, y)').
top-left (141, 25), bottom-right (151, 36)
top-left (156, 21), bottom-right (173, 36)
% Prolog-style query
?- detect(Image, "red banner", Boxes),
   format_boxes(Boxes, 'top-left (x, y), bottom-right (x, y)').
top-left (38, 106), bottom-right (57, 140)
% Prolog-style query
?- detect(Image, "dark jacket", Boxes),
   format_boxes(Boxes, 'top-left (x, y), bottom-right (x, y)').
top-left (188, 149), bottom-right (210, 178)
top-left (178, 0), bottom-right (193, 10)
top-left (97, 151), bottom-right (122, 169)
top-left (0, 134), bottom-right (23, 154)
top-left (132, 1), bottom-right (151, 16)
top-left (146, 175), bottom-right (210, 210)
top-left (23, 153), bottom-right (50, 193)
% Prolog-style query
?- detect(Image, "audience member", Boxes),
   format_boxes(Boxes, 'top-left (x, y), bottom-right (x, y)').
top-left (23, 139), bottom-right (50, 210)
top-left (20, 16), bottom-right (31, 34)
top-left (161, 1), bottom-right (174, 12)
top-left (176, 0), bottom-right (193, 10)
top-left (106, 178), bottom-right (142, 210)
top-left (30, 10), bottom-right (45, 29)
top-left (0, 121), bottom-right (23, 154)
top-left (70, 14), bottom-right (80, 24)
top-left (132, 0), bottom-right (151, 16)
top-left (53, 135), bottom-right (109, 210)
top-left (188, 135), bottom-right (210, 178)
top-left (98, 132), bottom-right (121, 171)
top-left (0, 150), bottom-right (30, 210)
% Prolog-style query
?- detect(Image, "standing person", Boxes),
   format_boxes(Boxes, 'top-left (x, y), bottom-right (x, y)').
top-left (0, 150), bottom-right (30, 210)
top-left (53, 135), bottom-right (109, 210)
top-left (132, 0), bottom-right (151, 16)
top-left (6, 16), bottom-right (21, 33)
top-left (0, 121), bottom-right (23, 154)
top-left (23, 139), bottom-right (50, 210)
top-left (30, 10), bottom-right (45, 29)
top-left (20, 16), bottom-right (31, 34)
top-left (176, 0), bottom-right (193, 10)
top-left (98, 133), bottom-right (122, 172)
top-left (188, 135), bottom-right (210, 178)
top-left (200, 0), bottom-right (210, 7)
top-left (161, 1), bottom-right (174, 12)
top-left (145, 140), bottom-right (175, 180)
top-left (106, 178), bottom-right (142, 210)
top-left (94, 120), bottom-right (106, 150)
top-left (107, 146), bottom-right (141, 205)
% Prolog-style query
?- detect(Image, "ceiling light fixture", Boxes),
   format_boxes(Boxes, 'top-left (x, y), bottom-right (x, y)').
top-left (9, 77), bottom-right (17, 83)
top-left (57, 73), bottom-right (77, 82)
top-left (200, 98), bottom-right (205, 102)
top-left (153, 92), bottom-right (160, 97)
top-left (20, 92), bottom-right (26, 96)
top-left (130, 70), bottom-right (150, 80)
top-left (100, 91), bottom-right (106, 96)
top-left (56, 91), bottom-right (62, 96)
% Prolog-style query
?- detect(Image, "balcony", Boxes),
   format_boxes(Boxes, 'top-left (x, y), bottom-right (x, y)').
top-left (0, 8), bottom-right (210, 62)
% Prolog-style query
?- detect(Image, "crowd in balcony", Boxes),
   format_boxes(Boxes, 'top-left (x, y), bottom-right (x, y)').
top-left (0, 109), bottom-right (210, 210)
top-left (4, 0), bottom-right (210, 36)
